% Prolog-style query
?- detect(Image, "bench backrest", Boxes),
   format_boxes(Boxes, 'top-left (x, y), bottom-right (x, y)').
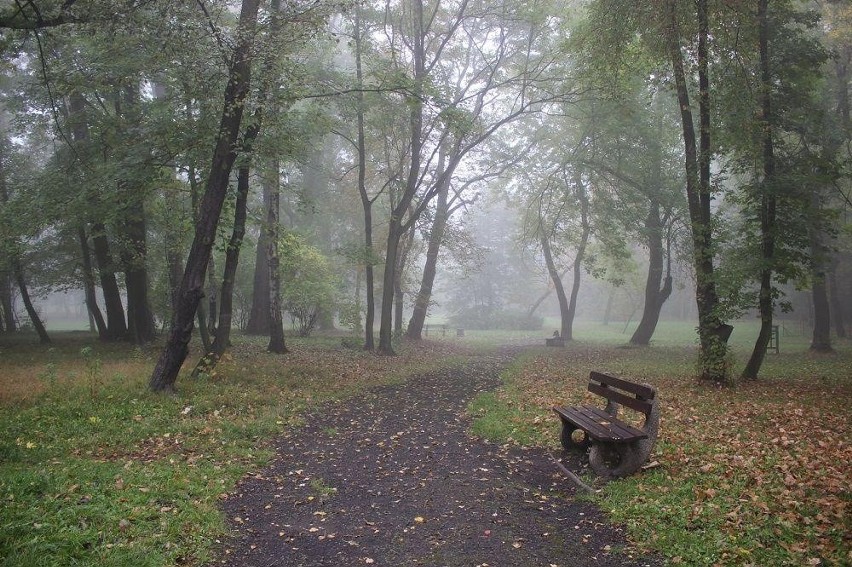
top-left (588, 371), bottom-right (655, 419)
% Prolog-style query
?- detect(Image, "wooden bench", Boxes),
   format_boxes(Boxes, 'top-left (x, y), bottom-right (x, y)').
top-left (553, 371), bottom-right (659, 478)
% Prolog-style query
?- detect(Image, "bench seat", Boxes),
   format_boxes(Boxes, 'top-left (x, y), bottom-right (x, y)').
top-left (553, 406), bottom-right (648, 444)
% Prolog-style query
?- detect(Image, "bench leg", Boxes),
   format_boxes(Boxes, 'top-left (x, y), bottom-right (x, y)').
top-left (559, 420), bottom-right (591, 451)
top-left (588, 441), bottom-right (645, 478)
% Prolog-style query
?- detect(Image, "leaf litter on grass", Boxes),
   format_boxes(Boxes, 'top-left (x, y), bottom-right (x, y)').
top-left (472, 344), bottom-right (851, 566)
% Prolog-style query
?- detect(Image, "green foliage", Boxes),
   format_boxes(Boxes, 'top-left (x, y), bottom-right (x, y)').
top-left (279, 231), bottom-right (338, 337)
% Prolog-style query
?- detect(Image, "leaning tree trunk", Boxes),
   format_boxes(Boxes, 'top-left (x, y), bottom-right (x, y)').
top-left (11, 257), bottom-right (49, 344)
top-left (77, 226), bottom-right (108, 340)
top-left (540, 233), bottom-right (571, 339)
top-left (742, 0), bottom-right (777, 380)
top-left (393, 218), bottom-right (416, 336)
top-left (149, 0), bottom-right (261, 393)
top-left (211, 126), bottom-right (256, 358)
top-left (69, 91), bottom-right (126, 340)
top-left (407, 173), bottom-right (450, 340)
top-left (0, 274), bottom-right (14, 332)
top-left (630, 207), bottom-right (672, 344)
top-left (90, 224), bottom-right (128, 340)
top-left (563, 172), bottom-right (592, 341)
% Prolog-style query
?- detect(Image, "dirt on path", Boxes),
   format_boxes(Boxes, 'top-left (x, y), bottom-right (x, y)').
top-left (215, 350), bottom-right (660, 567)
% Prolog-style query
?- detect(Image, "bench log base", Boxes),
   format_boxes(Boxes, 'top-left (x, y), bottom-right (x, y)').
top-left (588, 440), bottom-right (647, 478)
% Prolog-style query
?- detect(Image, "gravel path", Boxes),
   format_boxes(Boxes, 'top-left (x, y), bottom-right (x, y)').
top-left (215, 351), bottom-right (660, 566)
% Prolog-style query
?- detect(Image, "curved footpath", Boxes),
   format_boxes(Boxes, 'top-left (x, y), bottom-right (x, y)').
top-left (214, 350), bottom-right (661, 567)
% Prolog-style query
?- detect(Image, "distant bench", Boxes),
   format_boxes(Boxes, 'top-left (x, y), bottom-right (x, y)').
top-left (553, 371), bottom-right (659, 478)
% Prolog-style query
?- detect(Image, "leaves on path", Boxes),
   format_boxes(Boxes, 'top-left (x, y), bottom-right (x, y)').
top-left (218, 353), bottom-right (659, 566)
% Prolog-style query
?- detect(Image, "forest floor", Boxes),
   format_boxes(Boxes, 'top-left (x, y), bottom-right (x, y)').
top-left (214, 348), bottom-right (660, 567)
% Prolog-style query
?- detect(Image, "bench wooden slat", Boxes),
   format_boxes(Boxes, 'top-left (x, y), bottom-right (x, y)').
top-left (553, 406), bottom-right (648, 443)
top-left (575, 406), bottom-right (645, 440)
top-left (590, 371), bottom-right (655, 400)
top-left (588, 383), bottom-right (653, 416)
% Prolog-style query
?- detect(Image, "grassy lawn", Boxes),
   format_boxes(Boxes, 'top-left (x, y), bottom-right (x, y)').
top-left (2, 321), bottom-right (848, 566)
top-left (461, 321), bottom-right (851, 566)
top-left (0, 332), bottom-right (476, 566)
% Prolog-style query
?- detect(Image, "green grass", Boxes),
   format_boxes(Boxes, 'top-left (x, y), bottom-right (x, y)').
top-left (0, 332), bottom-right (476, 566)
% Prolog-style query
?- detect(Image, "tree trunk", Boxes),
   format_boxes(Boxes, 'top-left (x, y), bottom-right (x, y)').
top-left (406, 172), bottom-right (451, 340)
top-left (207, 256), bottom-right (218, 337)
top-left (0, 273), bottom-right (14, 332)
top-left (377, 0), bottom-right (426, 356)
top-left (266, 158), bottom-right (288, 354)
top-left (90, 224), bottom-right (127, 340)
top-left (122, 199), bottom-right (156, 344)
top-left (393, 218), bottom-right (416, 336)
top-left (378, 225), bottom-right (403, 355)
top-left (245, 227), bottom-right (271, 335)
top-left (69, 91), bottom-right (127, 340)
top-left (165, 230), bottom-right (184, 322)
top-left (211, 154), bottom-right (252, 357)
top-left (828, 257), bottom-right (847, 339)
top-left (354, 5), bottom-right (375, 350)
top-left (742, 0), bottom-right (776, 380)
top-left (149, 0), bottom-right (262, 392)
top-left (12, 257), bottom-right (49, 344)
top-left (115, 84), bottom-right (156, 345)
top-left (666, 0), bottom-right (729, 382)
top-left (809, 202), bottom-right (833, 352)
top-left (77, 226), bottom-right (108, 340)
top-left (630, 201), bottom-right (672, 345)
top-left (540, 233), bottom-right (571, 340)
top-left (564, 174), bottom-right (591, 341)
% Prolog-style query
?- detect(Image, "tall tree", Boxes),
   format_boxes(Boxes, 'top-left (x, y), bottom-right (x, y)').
top-left (150, 0), bottom-right (262, 392)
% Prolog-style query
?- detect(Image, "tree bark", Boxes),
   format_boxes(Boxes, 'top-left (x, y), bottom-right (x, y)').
top-left (809, 197), bottom-right (833, 352)
top-left (77, 226), bottom-right (108, 340)
top-left (115, 84), bottom-right (156, 344)
top-left (245, 219), bottom-right (270, 334)
top-left (742, 0), bottom-right (777, 380)
top-left (393, 217), bottom-right (416, 336)
top-left (69, 91), bottom-right (127, 340)
top-left (11, 258), bottom-right (49, 344)
top-left (540, 233), bottom-right (571, 340)
top-left (266, 158), bottom-right (288, 354)
top-left (0, 273), bottom-right (14, 332)
top-left (121, 198), bottom-right (156, 344)
top-left (353, 5), bottom-right (375, 350)
top-left (665, 0), bottom-right (729, 382)
top-left (377, 0), bottom-right (426, 356)
top-left (406, 180), bottom-right (450, 340)
top-left (211, 140), bottom-right (254, 357)
top-left (207, 256), bottom-right (218, 337)
top-left (149, 0), bottom-right (262, 392)
top-left (828, 257), bottom-right (847, 339)
top-left (564, 174), bottom-right (591, 341)
top-left (630, 200), bottom-right (672, 345)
